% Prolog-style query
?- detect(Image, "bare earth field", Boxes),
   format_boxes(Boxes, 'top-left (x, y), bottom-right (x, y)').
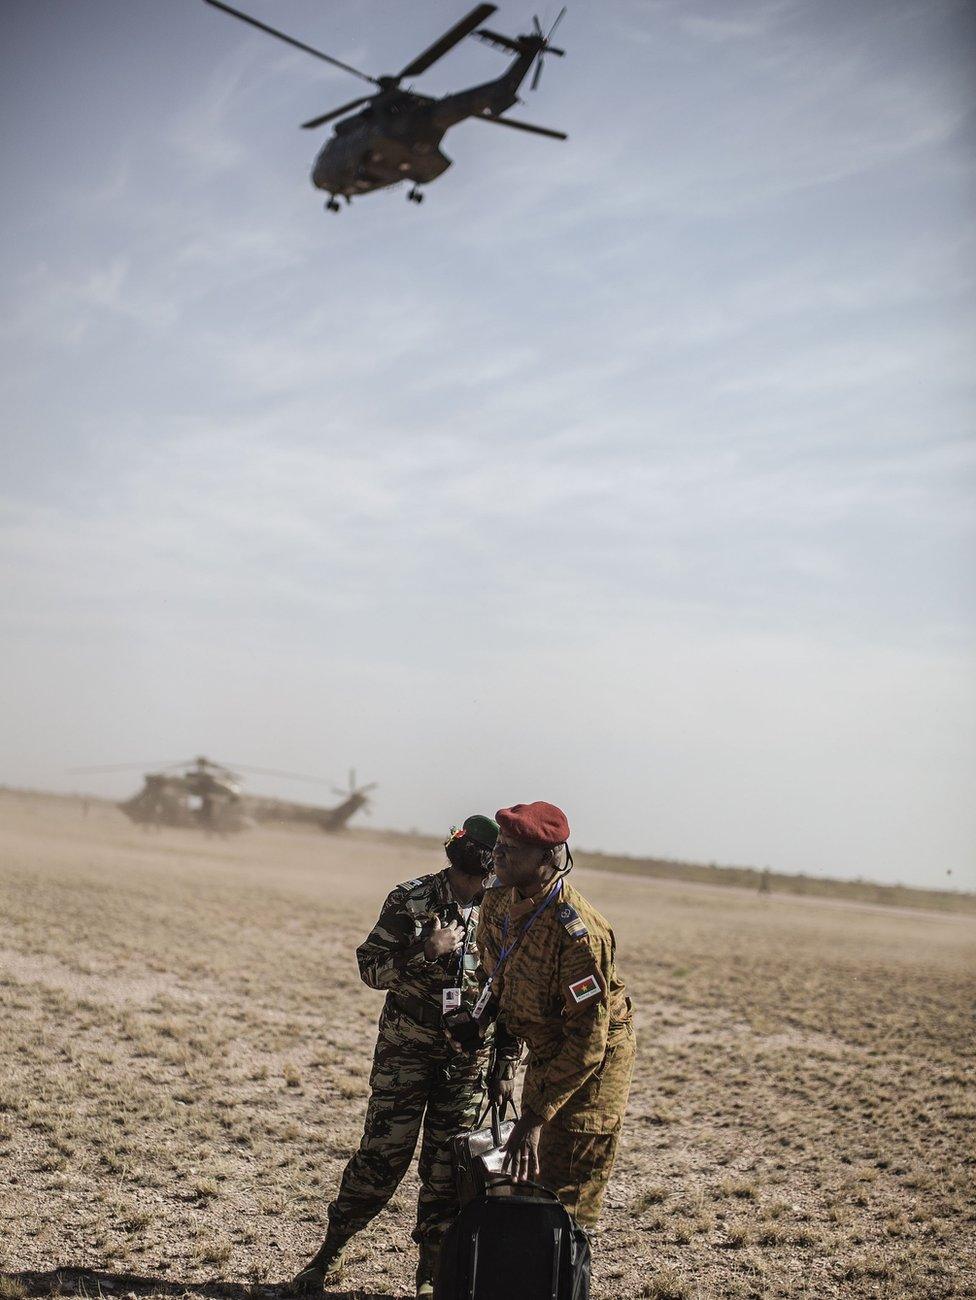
top-left (1, 792), bottom-right (974, 1300)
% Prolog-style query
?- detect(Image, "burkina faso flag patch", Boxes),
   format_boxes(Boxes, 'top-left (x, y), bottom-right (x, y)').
top-left (568, 974), bottom-right (601, 1004)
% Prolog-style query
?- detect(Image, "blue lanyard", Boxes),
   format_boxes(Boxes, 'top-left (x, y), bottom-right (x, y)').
top-left (490, 878), bottom-right (563, 985)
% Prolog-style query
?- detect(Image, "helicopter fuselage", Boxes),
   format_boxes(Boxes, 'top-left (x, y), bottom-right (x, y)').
top-left (312, 108), bottom-right (452, 196)
top-left (311, 51), bottom-right (533, 199)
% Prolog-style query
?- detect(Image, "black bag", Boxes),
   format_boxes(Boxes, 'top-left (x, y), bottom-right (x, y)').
top-left (435, 1181), bottom-right (591, 1300)
top-left (450, 1101), bottom-right (517, 1208)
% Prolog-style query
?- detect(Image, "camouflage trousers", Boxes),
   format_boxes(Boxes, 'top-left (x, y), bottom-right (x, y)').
top-left (327, 997), bottom-right (489, 1248)
top-left (537, 1021), bottom-right (637, 1228)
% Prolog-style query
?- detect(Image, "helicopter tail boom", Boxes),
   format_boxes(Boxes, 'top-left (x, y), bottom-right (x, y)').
top-left (431, 13), bottom-right (567, 136)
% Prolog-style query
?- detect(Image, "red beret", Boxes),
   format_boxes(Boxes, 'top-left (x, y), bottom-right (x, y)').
top-left (495, 801), bottom-right (570, 847)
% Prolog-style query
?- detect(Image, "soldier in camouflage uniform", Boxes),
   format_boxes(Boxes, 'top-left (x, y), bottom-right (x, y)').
top-left (474, 801), bottom-right (636, 1230)
top-left (291, 814), bottom-right (516, 1298)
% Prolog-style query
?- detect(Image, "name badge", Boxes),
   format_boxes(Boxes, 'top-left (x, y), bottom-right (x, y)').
top-left (472, 982), bottom-right (493, 1020)
top-left (442, 987), bottom-right (462, 1014)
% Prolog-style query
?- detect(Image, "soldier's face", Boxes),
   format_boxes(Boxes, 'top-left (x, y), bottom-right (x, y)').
top-left (458, 842), bottom-right (494, 876)
top-left (492, 833), bottom-right (552, 892)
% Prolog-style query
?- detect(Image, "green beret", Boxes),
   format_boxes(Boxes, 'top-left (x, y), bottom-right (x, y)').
top-left (462, 814), bottom-right (499, 849)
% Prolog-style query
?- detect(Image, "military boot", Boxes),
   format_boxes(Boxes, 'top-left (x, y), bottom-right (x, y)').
top-left (289, 1231), bottom-right (348, 1296)
top-left (415, 1238), bottom-right (440, 1299)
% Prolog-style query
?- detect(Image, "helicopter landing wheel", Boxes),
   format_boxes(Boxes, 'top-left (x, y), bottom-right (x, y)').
top-left (407, 186), bottom-right (424, 204)
top-left (325, 196), bottom-right (341, 213)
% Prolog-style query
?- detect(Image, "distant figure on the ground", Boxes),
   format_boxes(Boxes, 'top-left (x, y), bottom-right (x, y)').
top-left (290, 814), bottom-right (515, 1298)
top-left (473, 801), bottom-right (636, 1232)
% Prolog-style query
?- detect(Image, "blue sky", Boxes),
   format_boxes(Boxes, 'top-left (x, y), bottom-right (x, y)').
top-left (2, 0), bottom-right (974, 888)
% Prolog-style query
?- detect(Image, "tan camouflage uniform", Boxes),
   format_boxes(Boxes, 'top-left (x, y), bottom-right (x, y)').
top-left (326, 870), bottom-right (516, 1252)
top-left (477, 878), bottom-right (636, 1227)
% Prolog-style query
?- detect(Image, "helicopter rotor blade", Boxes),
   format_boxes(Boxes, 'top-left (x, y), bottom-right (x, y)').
top-left (224, 762), bottom-right (333, 784)
top-left (398, 3), bottom-right (497, 80)
top-left (202, 0), bottom-right (378, 86)
top-left (531, 55), bottom-right (544, 91)
top-left (547, 6), bottom-right (568, 41)
top-left (474, 28), bottom-right (521, 53)
top-left (301, 96), bottom-right (372, 129)
top-left (475, 112), bottom-right (567, 140)
top-left (67, 760), bottom-right (185, 775)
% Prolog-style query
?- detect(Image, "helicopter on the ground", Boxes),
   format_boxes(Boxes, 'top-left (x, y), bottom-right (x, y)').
top-left (247, 768), bottom-right (378, 833)
top-left (202, 1), bottom-right (567, 210)
top-left (70, 756), bottom-right (376, 835)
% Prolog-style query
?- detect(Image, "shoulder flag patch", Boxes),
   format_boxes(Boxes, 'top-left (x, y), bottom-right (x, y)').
top-left (556, 902), bottom-right (588, 940)
top-left (398, 878), bottom-right (425, 892)
top-left (568, 974), bottom-right (601, 1004)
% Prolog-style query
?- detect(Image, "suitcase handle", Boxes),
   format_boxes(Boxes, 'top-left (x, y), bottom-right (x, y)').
top-left (475, 1095), bottom-right (520, 1142)
top-left (483, 1174), bottom-right (562, 1202)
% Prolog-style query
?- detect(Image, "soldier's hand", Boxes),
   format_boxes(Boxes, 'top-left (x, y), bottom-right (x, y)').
top-left (502, 1110), bottom-right (544, 1184)
top-left (443, 1010), bottom-right (484, 1054)
top-left (424, 916), bottom-right (464, 961)
top-left (488, 1073), bottom-right (517, 1109)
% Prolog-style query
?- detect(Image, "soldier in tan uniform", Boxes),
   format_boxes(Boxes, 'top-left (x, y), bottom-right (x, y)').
top-left (473, 801), bottom-right (636, 1229)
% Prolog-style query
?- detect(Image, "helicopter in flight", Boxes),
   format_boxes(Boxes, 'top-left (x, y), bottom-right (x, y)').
top-left (202, 1), bottom-right (568, 211)
top-left (70, 756), bottom-right (376, 835)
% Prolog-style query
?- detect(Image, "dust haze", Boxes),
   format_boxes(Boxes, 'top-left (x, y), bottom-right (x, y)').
top-left (2, 0), bottom-right (975, 1296)
top-left (1, 792), bottom-right (974, 1298)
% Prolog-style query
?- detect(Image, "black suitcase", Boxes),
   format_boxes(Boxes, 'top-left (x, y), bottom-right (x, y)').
top-left (435, 1182), bottom-right (591, 1300)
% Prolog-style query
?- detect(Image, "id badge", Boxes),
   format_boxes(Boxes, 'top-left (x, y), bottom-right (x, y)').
top-left (442, 987), bottom-right (462, 1015)
top-left (472, 982), bottom-right (493, 1020)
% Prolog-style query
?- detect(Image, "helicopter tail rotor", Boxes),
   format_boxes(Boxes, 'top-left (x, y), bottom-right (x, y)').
top-left (530, 9), bottom-right (567, 91)
top-left (474, 8), bottom-right (566, 92)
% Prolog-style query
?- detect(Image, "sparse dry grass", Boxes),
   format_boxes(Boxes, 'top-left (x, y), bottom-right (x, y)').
top-left (1, 790), bottom-right (974, 1299)
top-left (641, 1268), bottom-right (691, 1299)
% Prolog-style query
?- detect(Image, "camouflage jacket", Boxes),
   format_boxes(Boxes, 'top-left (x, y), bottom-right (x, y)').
top-left (357, 869), bottom-right (505, 1028)
top-left (477, 878), bottom-right (633, 1125)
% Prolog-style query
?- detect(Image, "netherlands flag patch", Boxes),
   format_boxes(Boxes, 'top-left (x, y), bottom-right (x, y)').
top-left (568, 974), bottom-right (601, 1004)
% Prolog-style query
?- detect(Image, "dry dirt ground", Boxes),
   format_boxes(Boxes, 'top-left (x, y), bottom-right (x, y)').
top-left (1, 791), bottom-right (974, 1300)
